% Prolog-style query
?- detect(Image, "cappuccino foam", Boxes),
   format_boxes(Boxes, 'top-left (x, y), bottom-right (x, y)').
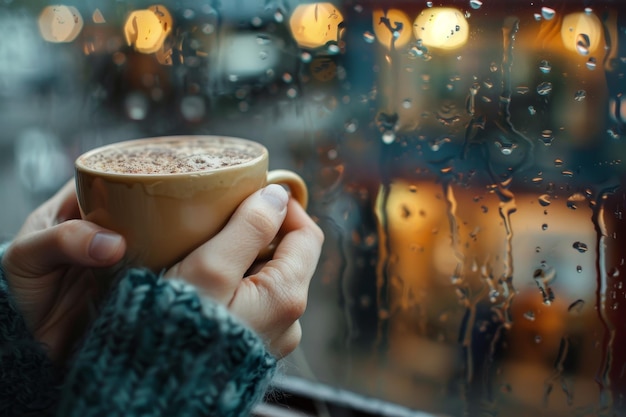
top-left (80, 138), bottom-right (260, 174)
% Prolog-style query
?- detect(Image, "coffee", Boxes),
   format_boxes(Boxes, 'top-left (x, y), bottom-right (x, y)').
top-left (75, 135), bottom-right (308, 271)
top-left (79, 137), bottom-right (261, 175)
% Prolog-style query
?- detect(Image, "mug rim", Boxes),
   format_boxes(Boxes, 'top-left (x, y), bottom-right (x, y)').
top-left (75, 135), bottom-right (268, 179)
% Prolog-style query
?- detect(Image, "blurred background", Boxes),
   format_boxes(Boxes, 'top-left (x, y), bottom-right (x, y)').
top-left (1, 0), bottom-right (626, 416)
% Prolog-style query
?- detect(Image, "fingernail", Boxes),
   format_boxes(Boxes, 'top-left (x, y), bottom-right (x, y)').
top-left (261, 184), bottom-right (289, 212)
top-left (89, 232), bottom-right (123, 261)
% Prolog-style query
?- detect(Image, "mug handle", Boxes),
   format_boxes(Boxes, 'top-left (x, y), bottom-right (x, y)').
top-left (267, 169), bottom-right (308, 209)
top-left (257, 169), bottom-right (309, 260)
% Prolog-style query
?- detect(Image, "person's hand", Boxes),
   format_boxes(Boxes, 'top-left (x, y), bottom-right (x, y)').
top-left (165, 183), bottom-right (324, 358)
top-left (1, 180), bottom-right (127, 364)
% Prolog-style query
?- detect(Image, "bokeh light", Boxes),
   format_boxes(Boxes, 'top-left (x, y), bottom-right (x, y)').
top-left (38, 5), bottom-right (84, 43)
top-left (289, 3), bottom-right (344, 49)
top-left (124, 5), bottom-right (173, 54)
top-left (413, 7), bottom-right (469, 50)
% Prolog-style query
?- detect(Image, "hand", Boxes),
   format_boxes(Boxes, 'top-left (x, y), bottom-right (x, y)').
top-left (165, 184), bottom-right (324, 358)
top-left (1, 180), bottom-right (127, 364)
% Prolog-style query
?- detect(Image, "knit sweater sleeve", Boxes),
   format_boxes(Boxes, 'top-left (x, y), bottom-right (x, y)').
top-left (57, 268), bottom-right (278, 417)
top-left (0, 242), bottom-right (60, 417)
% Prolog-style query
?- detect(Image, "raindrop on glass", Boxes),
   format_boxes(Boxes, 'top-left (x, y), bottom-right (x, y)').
top-left (542, 224), bottom-right (548, 231)
top-left (274, 10), bottom-right (284, 23)
top-left (576, 34), bottom-right (591, 56)
top-left (534, 13), bottom-right (542, 21)
top-left (541, 7), bottom-right (556, 20)
top-left (574, 90), bottom-right (587, 102)
top-left (537, 82), bottom-right (553, 96)
top-left (540, 130), bottom-right (554, 145)
top-left (286, 87), bottom-right (298, 99)
top-left (539, 60), bottom-right (552, 74)
top-left (402, 99), bottom-right (412, 109)
top-left (426, 1), bottom-right (433, 7)
top-left (327, 44), bottom-right (340, 54)
top-left (363, 31), bottom-right (375, 43)
top-left (344, 120), bottom-right (358, 133)
top-left (469, 0), bottom-right (483, 10)
top-left (528, 106), bottom-right (537, 115)
top-left (524, 311), bottom-right (536, 321)
top-left (535, 335), bottom-right (543, 344)
top-left (251, 16), bottom-right (263, 27)
top-left (568, 299), bottom-right (585, 314)
top-left (382, 131), bottom-right (396, 144)
top-left (572, 241), bottom-right (589, 253)
top-left (538, 194), bottom-right (551, 206)
top-left (586, 57), bottom-right (597, 70)
top-left (577, 265), bottom-right (583, 273)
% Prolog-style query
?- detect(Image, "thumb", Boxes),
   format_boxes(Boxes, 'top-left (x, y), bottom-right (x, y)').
top-left (5, 219), bottom-right (126, 278)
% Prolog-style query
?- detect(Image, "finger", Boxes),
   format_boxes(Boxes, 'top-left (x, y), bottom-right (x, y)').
top-left (5, 219), bottom-right (126, 278)
top-left (53, 179), bottom-right (82, 223)
top-left (18, 180), bottom-right (81, 236)
top-left (167, 184), bottom-right (289, 302)
top-left (228, 200), bottom-right (323, 334)
top-left (266, 320), bottom-right (302, 358)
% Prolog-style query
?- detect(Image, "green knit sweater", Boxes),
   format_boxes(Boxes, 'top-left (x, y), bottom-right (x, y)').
top-left (0, 242), bottom-right (277, 417)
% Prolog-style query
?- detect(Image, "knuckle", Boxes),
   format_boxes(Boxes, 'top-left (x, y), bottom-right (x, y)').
top-left (241, 206), bottom-right (278, 241)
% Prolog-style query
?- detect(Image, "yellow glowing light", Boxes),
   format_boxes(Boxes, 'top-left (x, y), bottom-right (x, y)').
top-left (38, 5), bottom-right (84, 43)
top-left (289, 3), bottom-right (344, 49)
top-left (124, 5), bottom-right (172, 54)
top-left (373, 9), bottom-right (413, 50)
top-left (413, 7), bottom-right (469, 51)
top-left (560, 12), bottom-right (602, 55)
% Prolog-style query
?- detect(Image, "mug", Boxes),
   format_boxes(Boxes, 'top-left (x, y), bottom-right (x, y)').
top-left (75, 135), bottom-right (308, 271)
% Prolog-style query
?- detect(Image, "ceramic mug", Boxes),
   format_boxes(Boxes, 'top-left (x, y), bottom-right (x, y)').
top-left (75, 135), bottom-right (308, 271)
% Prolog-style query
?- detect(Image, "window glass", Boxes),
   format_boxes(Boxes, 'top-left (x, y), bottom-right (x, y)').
top-left (1, 1), bottom-right (625, 416)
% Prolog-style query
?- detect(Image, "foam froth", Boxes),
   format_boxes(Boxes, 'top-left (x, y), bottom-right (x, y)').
top-left (80, 138), bottom-right (261, 174)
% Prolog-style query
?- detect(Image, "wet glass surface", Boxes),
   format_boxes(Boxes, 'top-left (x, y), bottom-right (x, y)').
top-left (1, 0), bottom-right (626, 415)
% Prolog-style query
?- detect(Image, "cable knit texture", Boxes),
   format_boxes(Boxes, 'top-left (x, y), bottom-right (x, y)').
top-left (0, 242), bottom-right (60, 417)
top-left (0, 242), bottom-right (277, 417)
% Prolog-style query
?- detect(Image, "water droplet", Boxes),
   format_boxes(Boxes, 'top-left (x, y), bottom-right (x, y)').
top-left (539, 60), bottom-right (552, 74)
top-left (586, 57), bottom-right (597, 70)
top-left (576, 34), bottom-right (591, 56)
top-left (577, 265), bottom-right (583, 273)
top-left (542, 223), bottom-right (548, 230)
top-left (524, 311), bottom-right (536, 321)
top-left (541, 7), bottom-right (556, 20)
top-left (574, 90), bottom-right (587, 102)
top-left (344, 120), bottom-right (358, 133)
top-left (537, 82), bottom-right (553, 96)
top-left (554, 159), bottom-right (564, 167)
top-left (535, 335), bottom-right (543, 343)
top-left (528, 106), bottom-right (537, 115)
top-left (402, 99), bottom-right (412, 109)
top-left (568, 299), bottom-right (585, 314)
top-left (532, 177), bottom-right (543, 184)
top-left (561, 170), bottom-right (574, 177)
top-left (274, 10), bottom-right (284, 23)
top-left (538, 194), bottom-right (551, 206)
top-left (540, 130), bottom-right (555, 146)
top-left (572, 241), bottom-right (589, 253)
top-left (382, 130), bottom-right (396, 144)
top-left (534, 13), bottom-right (542, 21)
top-left (363, 31), bottom-right (375, 43)
top-left (426, 1), bottom-right (433, 7)
top-left (469, 0), bottom-right (483, 9)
